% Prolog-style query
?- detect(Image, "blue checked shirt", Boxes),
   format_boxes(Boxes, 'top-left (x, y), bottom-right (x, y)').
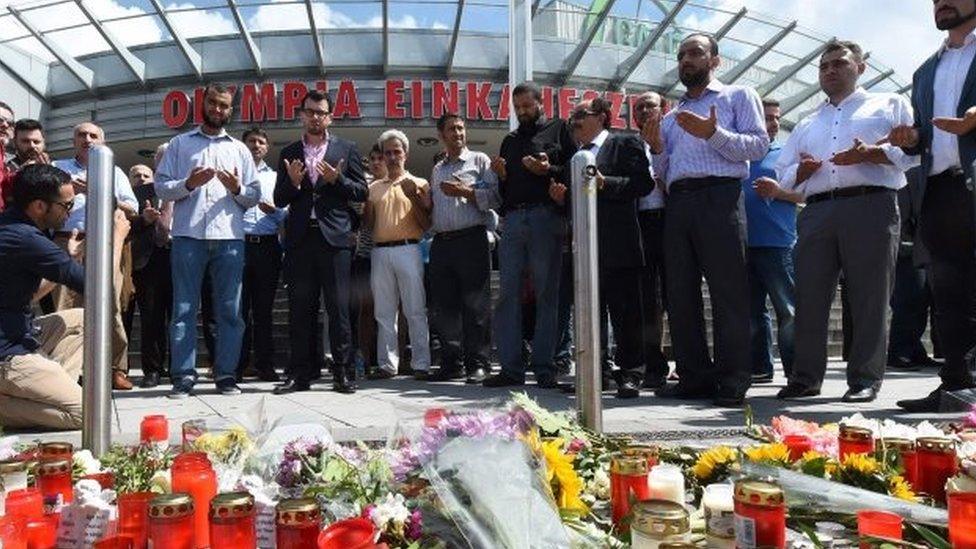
top-left (52, 157), bottom-right (138, 233)
top-left (154, 127), bottom-right (260, 240)
top-left (242, 161), bottom-right (286, 236)
top-left (653, 80), bottom-right (769, 188)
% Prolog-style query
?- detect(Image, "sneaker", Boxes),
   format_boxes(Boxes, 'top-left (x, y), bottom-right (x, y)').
top-left (216, 379), bottom-right (243, 395)
top-left (168, 378), bottom-right (194, 399)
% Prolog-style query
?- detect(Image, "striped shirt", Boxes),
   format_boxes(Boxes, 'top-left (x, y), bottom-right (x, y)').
top-left (52, 157), bottom-right (138, 233)
top-left (430, 148), bottom-right (501, 233)
top-left (653, 79), bottom-right (769, 188)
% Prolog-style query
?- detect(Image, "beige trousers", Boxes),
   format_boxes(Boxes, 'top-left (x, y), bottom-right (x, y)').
top-left (51, 235), bottom-right (130, 373)
top-left (0, 309), bottom-right (85, 430)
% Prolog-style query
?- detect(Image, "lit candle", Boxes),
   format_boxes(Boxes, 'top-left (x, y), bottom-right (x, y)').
top-left (648, 464), bottom-right (685, 505)
top-left (782, 435), bottom-right (812, 461)
top-left (875, 438), bottom-right (916, 489)
top-left (208, 492), bottom-right (256, 549)
top-left (702, 484), bottom-right (735, 549)
top-left (148, 493), bottom-right (195, 549)
top-left (949, 492), bottom-right (976, 549)
top-left (35, 459), bottom-right (73, 512)
top-left (916, 437), bottom-right (958, 504)
top-left (733, 479), bottom-right (786, 549)
top-left (610, 453), bottom-right (651, 529)
top-left (171, 453), bottom-right (217, 548)
top-left (630, 500), bottom-right (690, 549)
top-left (856, 510), bottom-right (902, 549)
top-left (37, 442), bottom-right (72, 463)
top-left (275, 498), bottom-right (322, 549)
top-left (140, 415), bottom-right (169, 447)
top-left (838, 425), bottom-right (874, 461)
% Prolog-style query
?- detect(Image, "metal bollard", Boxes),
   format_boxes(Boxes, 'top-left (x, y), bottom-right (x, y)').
top-left (571, 150), bottom-right (602, 432)
top-left (82, 144), bottom-right (115, 454)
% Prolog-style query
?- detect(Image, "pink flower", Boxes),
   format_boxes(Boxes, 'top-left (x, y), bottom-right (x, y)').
top-left (967, 405), bottom-right (976, 429)
top-left (770, 416), bottom-right (838, 458)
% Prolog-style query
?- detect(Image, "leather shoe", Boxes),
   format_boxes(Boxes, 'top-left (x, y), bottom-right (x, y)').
top-left (465, 368), bottom-right (487, 384)
top-left (616, 380), bottom-right (640, 399)
top-left (751, 373), bottom-right (774, 384)
top-left (776, 383), bottom-right (820, 399)
top-left (656, 383), bottom-right (714, 400)
top-left (113, 371), bottom-right (133, 390)
top-left (428, 368), bottom-right (464, 382)
top-left (257, 370), bottom-right (281, 382)
top-left (536, 373), bottom-right (559, 389)
top-left (897, 388), bottom-right (942, 412)
top-left (841, 386), bottom-right (878, 403)
top-left (913, 355), bottom-right (944, 369)
top-left (333, 379), bottom-right (358, 394)
top-left (273, 379), bottom-right (311, 394)
top-left (367, 369), bottom-right (396, 380)
top-left (887, 356), bottom-right (921, 371)
top-left (483, 373), bottom-right (525, 387)
top-left (140, 371), bottom-right (160, 389)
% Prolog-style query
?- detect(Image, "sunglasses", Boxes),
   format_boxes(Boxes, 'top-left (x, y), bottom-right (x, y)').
top-left (49, 199), bottom-right (75, 212)
top-left (571, 110), bottom-right (598, 120)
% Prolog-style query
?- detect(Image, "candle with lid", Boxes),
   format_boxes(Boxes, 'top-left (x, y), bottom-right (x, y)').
top-left (610, 453), bottom-right (651, 529)
top-left (276, 497), bottom-right (323, 549)
top-left (733, 478), bottom-right (786, 549)
top-left (148, 493), bottom-right (195, 549)
top-left (915, 437), bottom-right (957, 504)
top-left (37, 442), bottom-right (72, 463)
top-left (140, 415), bottom-right (169, 446)
top-left (838, 425), bottom-right (874, 460)
top-left (35, 459), bottom-right (73, 511)
top-left (875, 438), bottom-right (916, 488)
top-left (648, 463), bottom-right (685, 505)
top-left (621, 445), bottom-right (660, 469)
top-left (782, 435), bottom-right (812, 461)
top-left (702, 483), bottom-right (735, 548)
top-left (949, 491), bottom-right (976, 549)
top-left (209, 492), bottom-right (256, 549)
top-left (0, 459), bottom-right (29, 492)
top-left (170, 452), bottom-right (217, 548)
top-left (630, 500), bottom-right (691, 549)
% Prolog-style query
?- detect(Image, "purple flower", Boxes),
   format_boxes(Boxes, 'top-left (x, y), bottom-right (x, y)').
top-left (405, 509), bottom-right (423, 541)
top-left (967, 405), bottom-right (976, 428)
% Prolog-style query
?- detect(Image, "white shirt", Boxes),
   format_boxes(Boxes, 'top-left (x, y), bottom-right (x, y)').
top-left (931, 29), bottom-right (976, 175)
top-left (638, 141), bottom-right (665, 210)
top-left (52, 157), bottom-right (138, 233)
top-left (776, 88), bottom-right (919, 197)
top-left (241, 161), bottom-right (287, 235)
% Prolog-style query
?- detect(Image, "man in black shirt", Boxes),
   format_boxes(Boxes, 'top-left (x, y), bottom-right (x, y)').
top-left (484, 82), bottom-right (577, 388)
top-left (0, 164), bottom-right (129, 429)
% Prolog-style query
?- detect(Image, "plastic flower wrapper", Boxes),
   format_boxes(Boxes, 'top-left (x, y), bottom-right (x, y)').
top-left (423, 435), bottom-right (571, 548)
top-left (839, 413), bottom-right (946, 441)
top-left (0, 435), bottom-right (19, 460)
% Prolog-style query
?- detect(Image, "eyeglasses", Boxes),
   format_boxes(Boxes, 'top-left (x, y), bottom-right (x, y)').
top-left (571, 110), bottom-right (598, 120)
top-left (634, 103), bottom-right (661, 112)
top-left (49, 199), bottom-right (74, 212)
top-left (303, 108), bottom-right (331, 119)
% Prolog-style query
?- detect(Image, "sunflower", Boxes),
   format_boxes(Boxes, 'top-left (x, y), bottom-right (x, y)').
top-left (744, 443), bottom-right (793, 466)
top-left (541, 438), bottom-right (589, 513)
top-left (840, 453), bottom-right (880, 475)
top-left (888, 475), bottom-right (916, 501)
top-left (801, 450), bottom-right (824, 462)
top-left (693, 446), bottom-right (738, 481)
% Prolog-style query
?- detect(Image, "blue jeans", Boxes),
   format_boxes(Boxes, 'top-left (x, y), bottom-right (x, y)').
top-left (494, 206), bottom-right (564, 380)
top-left (170, 237), bottom-right (245, 385)
top-left (748, 247), bottom-right (796, 377)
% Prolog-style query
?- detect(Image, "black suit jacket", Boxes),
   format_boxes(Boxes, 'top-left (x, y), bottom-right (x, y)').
top-left (274, 136), bottom-right (367, 250)
top-left (129, 184), bottom-right (161, 271)
top-left (590, 132), bottom-right (655, 270)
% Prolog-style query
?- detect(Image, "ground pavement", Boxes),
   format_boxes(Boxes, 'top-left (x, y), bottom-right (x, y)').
top-left (6, 360), bottom-right (964, 447)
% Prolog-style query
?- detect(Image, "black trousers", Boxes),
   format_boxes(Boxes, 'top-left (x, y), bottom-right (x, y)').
top-left (664, 179), bottom-right (751, 396)
top-left (285, 227), bottom-right (353, 383)
top-left (350, 254), bottom-right (376, 369)
top-left (130, 248), bottom-right (172, 375)
top-left (638, 209), bottom-right (668, 379)
top-left (600, 266), bottom-right (645, 383)
top-left (239, 236), bottom-right (282, 375)
top-left (919, 171), bottom-right (976, 389)
top-left (888, 249), bottom-right (934, 362)
top-left (428, 228), bottom-right (491, 372)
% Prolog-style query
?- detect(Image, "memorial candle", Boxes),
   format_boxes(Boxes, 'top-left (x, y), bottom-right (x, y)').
top-left (117, 491), bottom-right (155, 549)
top-left (733, 479), bottom-right (786, 549)
top-left (915, 437), bottom-right (957, 504)
top-left (148, 493), bottom-right (195, 549)
top-left (702, 483), bottom-right (735, 549)
top-left (209, 492), bottom-right (256, 549)
top-left (648, 464), bottom-right (685, 505)
top-left (0, 460), bottom-right (29, 493)
top-left (630, 500), bottom-right (691, 549)
top-left (782, 435), bottom-right (812, 462)
top-left (170, 453), bottom-right (217, 548)
top-left (140, 415), bottom-right (169, 446)
top-left (35, 460), bottom-right (72, 511)
top-left (610, 453), bottom-right (651, 529)
top-left (838, 425), bottom-right (874, 460)
top-left (276, 498), bottom-right (322, 549)
top-left (949, 492), bottom-right (976, 549)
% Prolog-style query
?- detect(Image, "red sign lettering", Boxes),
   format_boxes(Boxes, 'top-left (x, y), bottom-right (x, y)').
top-left (432, 81), bottom-right (459, 117)
top-left (466, 82), bottom-right (494, 121)
top-left (332, 80), bottom-right (361, 119)
top-left (385, 80), bottom-right (406, 118)
top-left (240, 82), bottom-right (278, 123)
top-left (162, 90), bottom-right (191, 128)
top-left (605, 91), bottom-right (626, 130)
top-left (282, 82), bottom-right (308, 120)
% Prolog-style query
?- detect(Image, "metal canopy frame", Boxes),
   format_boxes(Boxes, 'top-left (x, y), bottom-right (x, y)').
top-left (661, 6), bottom-right (745, 96)
top-left (303, 0), bottom-right (326, 74)
top-left (756, 40), bottom-right (832, 97)
top-left (8, 5), bottom-right (95, 91)
top-left (722, 20), bottom-right (796, 85)
top-left (445, 0), bottom-right (466, 75)
top-left (148, 0), bottom-right (203, 79)
top-left (227, 0), bottom-right (262, 75)
top-left (76, 0), bottom-right (145, 85)
top-left (558, 0), bottom-right (618, 84)
top-left (609, 0), bottom-right (688, 90)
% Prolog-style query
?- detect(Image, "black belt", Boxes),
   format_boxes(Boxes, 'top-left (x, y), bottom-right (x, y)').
top-left (806, 185), bottom-right (893, 204)
top-left (638, 209), bottom-right (664, 220)
top-left (669, 176), bottom-right (739, 194)
top-left (245, 234), bottom-right (278, 244)
top-left (930, 167), bottom-right (965, 181)
top-left (374, 239), bottom-right (419, 248)
top-left (434, 225), bottom-right (484, 241)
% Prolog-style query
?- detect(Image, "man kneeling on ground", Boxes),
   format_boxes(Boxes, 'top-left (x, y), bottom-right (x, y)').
top-left (0, 164), bottom-right (129, 430)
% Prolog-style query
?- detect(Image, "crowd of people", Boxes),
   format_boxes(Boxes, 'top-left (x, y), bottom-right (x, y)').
top-left (0, 0), bottom-right (974, 431)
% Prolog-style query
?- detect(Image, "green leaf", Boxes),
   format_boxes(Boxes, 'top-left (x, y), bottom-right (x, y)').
top-left (795, 522), bottom-right (823, 548)
top-left (910, 523), bottom-right (951, 549)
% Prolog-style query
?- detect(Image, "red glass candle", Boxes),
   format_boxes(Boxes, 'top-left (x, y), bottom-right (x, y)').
top-left (733, 479), bottom-right (786, 549)
top-left (610, 453), bottom-right (651, 529)
top-left (949, 492), bottom-right (976, 549)
top-left (317, 518), bottom-right (377, 549)
top-left (783, 435), bottom-right (812, 461)
top-left (875, 438), bottom-right (916, 488)
top-left (94, 535), bottom-right (134, 549)
top-left (117, 491), bottom-right (155, 549)
top-left (82, 471), bottom-right (116, 490)
top-left (838, 425), bottom-right (874, 461)
top-left (148, 493), bottom-right (195, 549)
top-left (140, 415), bottom-right (169, 445)
top-left (916, 437), bottom-right (958, 504)
top-left (208, 492), bottom-right (256, 549)
top-left (4, 488), bottom-right (44, 520)
top-left (276, 498), bottom-right (323, 549)
top-left (35, 459), bottom-right (73, 512)
top-left (24, 515), bottom-right (58, 549)
top-left (856, 510), bottom-right (902, 548)
top-left (0, 515), bottom-right (27, 549)
top-left (37, 442), bottom-right (72, 464)
top-left (423, 408), bottom-right (448, 427)
top-left (622, 445), bottom-right (660, 469)
top-left (171, 453), bottom-right (217, 548)
top-left (902, 450), bottom-right (918, 488)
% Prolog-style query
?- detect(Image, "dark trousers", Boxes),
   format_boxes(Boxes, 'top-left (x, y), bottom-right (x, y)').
top-left (554, 249), bottom-right (574, 364)
top-left (350, 255), bottom-right (376, 370)
top-left (600, 266), bottom-right (644, 383)
top-left (888, 250), bottom-right (933, 362)
top-left (429, 228), bottom-right (491, 372)
top-left (285, 227), bottom-right (353, 383)
top-left (664, 179), bottom-right (751, 396)
top-left (239, 236), bottom-right (282, 375)
top-left (748, 247), bottom-right (796, 377)
top-left (128, 248), bottom-right (172, 375)
top-left (201, 272), bottom-right (216, 363)
top-left (919, 171), bottom-right (976, 389)
top-left (638, 209), bottom-right (668, 380)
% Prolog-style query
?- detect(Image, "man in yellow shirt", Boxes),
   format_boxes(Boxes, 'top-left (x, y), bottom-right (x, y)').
top-left (363, 129), bottom-right (432, 379)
